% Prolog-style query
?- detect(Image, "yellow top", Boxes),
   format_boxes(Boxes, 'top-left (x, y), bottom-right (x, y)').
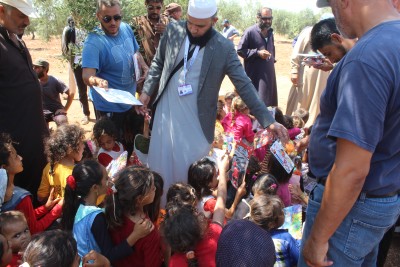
top-left (37, 163), bottom-right (74, 199)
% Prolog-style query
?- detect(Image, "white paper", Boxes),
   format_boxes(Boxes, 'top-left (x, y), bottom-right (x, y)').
top-left (93, 86), bottom-right (142, 106)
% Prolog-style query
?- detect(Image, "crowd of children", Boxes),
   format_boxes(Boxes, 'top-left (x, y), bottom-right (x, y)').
top-left (0, 88), bottom-right (314, 267)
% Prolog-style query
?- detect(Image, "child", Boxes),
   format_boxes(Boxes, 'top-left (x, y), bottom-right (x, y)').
top-left (162, 154), bottom-right (230, 267)
top-left (37, 124), bottom-right (85, 202)
top-left (105, 167), bottom-right (164, 267)
top-left (21, 230), bottom-right (79, 267)
top-left (250, 195), bottom-right (300, 267)
top-left (93, 118), bottom-right (125, 168)
top-left (188, 157), bottom-right (246, 219)
top-left (232, 173), bottom-right (279, 220)
top-left (0, 133), bottom-right (62, 234)
top-left (21, 230), bottom-right (110, 267)
top-left (143, 171), bottom-right (165, 228)
top-left (222, 96), bottom-right (254, 143)
top-left (260, 148), bottom-right (294, 207)
top-left (61, 160), bottom-right (152, 262)
top-left (0, 234), bottom-right (12, 267)
top-left (215, 100), bottom-right (226, 134)
top-left (166, 182), bottom-right (197, 207)
top-left (223, 91), bottom-right (236, 114)
top-left (0, 211), bottom-right (31, 267)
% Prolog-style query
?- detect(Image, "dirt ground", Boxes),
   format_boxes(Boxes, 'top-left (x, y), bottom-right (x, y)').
top-left (24, 35), bottom-right (293, 135)
top-left (24, 36), bottom-right (399, 267)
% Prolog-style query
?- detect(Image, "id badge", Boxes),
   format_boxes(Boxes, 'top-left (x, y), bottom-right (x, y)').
top-left (178, 84), bottom-right (193, 96)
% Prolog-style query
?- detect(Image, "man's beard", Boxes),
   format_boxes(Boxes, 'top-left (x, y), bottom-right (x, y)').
top-left (258, 21), bottom-right (271, 30)
top-left (37, 71), bottom-right (45, 79)
top-left (186, 26), bottom-right (215, 47)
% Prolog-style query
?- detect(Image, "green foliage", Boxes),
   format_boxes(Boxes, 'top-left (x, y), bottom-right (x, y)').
top-left (216, 0), bottom-right (261, 33)
top-left (32, 0), bottom-right (69, 41)
top-left (30, 0), bottom-right (322, 41)
top-left (273, 8), bottom-right (317, 39)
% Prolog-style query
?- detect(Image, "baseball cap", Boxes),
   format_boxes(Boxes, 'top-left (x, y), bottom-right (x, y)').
top-left (33, 59), bottom-right (49, 69)
top-left (187, 0), bottom-right (217, 19)
top-left (1, 0), bottom-right (37, 17)
top-left (316, 0), bottom-right (330, 8)
top-left (165, 3), bottom-right (182, 12)
top-left (222, 19), bottom-right (229, 25)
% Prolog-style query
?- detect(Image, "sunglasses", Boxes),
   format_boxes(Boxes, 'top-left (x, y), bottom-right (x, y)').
top-left (102, 15), bottom-right (122, 23)
top-left (260, 16), bottom-right (273, 20)
top-left (147, 5), bottom-right (162, 11)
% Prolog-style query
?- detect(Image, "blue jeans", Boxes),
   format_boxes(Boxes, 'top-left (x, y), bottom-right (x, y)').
top-left (298, 184), bottom-right (400, 267)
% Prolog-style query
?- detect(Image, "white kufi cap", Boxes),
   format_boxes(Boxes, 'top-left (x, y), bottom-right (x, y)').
top-left (1, 0), bottom-right (37, 17)
top-left (187, 0), bottom-right (218, 19)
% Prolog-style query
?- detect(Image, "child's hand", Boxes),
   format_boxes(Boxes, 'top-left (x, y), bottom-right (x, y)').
top-left (44, 188), bottom-right (61, 210)
top-left (218, 153), bottom-right (230, 173)
top-left (288, 184), bottom-right (302, 198)
top-left (132, 218), bottom-right (154, 239)
top-left (237, 177), bottom-right (247, 198)
top-left (82, 250), bottom-right (110, 267)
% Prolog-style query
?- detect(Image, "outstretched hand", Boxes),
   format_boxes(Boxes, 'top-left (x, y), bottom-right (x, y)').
top-left (135, 93), bottom-right (151, 116)
top-left (44, 187), bottom-right (61, 210)
top-left (268, 122), bottom-right (289, 144)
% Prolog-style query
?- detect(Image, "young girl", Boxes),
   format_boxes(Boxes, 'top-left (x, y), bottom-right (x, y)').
top-left (61, 160), bottom-right (152, 262)
top-left (260, 148), bottom-right (294, 207)
top-left (215, 100), bottom-right (226, 134)
top-left (0, 211), bottom-right (31, 267)
top-left (93, 118), bottom-right (125, 167)
top-left (37, 124), bottom-right (85, 202)
top-left (188, 157), bottom-right (246, 220)
top-left (143, 171), bottom-right (165, 228)
top-left (21, 230), bottom-right (80, 267)
top-left (162, 154), bottom-right (230, 267)
top-left (0, 133), bottom-right (62, 234)
top-left (223, 91), bottom-right (236, 114)
top-left (232, 173), bottom-right (279, 220)
top-left (105, 166), bottom-right (164, 267)
top-left (250, 195), bottom-right (300, 267)
top-left (222, 96), bottom-right (254, 143)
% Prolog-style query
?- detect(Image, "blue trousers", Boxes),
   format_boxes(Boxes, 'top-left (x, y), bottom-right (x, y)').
top-left (298, 184), bottom-right (400, 267)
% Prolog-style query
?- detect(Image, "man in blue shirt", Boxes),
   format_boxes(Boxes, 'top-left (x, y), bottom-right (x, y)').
top-left (82, 0), bottom-right (148, 147)
top-left (221, 19), bottom-right (239, 42)
top-left (299, 1), bottom-right (400, 266)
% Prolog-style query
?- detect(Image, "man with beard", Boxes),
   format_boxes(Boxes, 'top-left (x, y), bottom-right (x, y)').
top-left (0, 0), bottom-right (48, 202)
top-left (237, 7), bottom-right (277, 107)
top-left (33, 59), bottom-right (74, 127)
top-left (82, 0), bottom-right (148, 152)
top-left (299, 0), bottom-right (400, 266)
top-left (310, 18), bottom-right (356, 65)
top-left (137, 0), bottom-right (289, 205)
top-left (131, 0), bottom-right (169, 67)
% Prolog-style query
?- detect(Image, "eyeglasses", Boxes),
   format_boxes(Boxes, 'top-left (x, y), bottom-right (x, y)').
top-left (102, 15), bottom-right (122, 23)
top-left (260, 16), bottom-right (273, 21)
top-left (147, 5), bottom-right (162, 11)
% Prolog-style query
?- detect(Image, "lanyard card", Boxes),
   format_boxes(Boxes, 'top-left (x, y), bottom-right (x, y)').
top-left (178, 84), bottom-right (193, 96)
top-left (270, 140), bottom-right (294, 174)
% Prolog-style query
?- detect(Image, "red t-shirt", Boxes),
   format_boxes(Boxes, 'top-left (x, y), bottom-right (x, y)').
top-left (6, 253), bottom-right (21, 267)
top-left (169, 223), bottom-right (222, 267)
top-left (109, 216), bottom-right (163, 267)
top-left (16, 196), bottom-right (62, 235)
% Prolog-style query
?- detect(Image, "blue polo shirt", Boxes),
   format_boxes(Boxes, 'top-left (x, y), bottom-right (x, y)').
top-left (309, 21), bottom-right (400, 195)
top-left (82, 22), bottom-right (139, 112)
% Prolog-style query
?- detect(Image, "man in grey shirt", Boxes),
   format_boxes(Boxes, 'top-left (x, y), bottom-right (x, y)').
top-left (221, 19), bottom-right (239, 41)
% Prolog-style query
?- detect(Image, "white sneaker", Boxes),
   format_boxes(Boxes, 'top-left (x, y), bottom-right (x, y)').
top-left (81, 116), bottom-right (89, 125)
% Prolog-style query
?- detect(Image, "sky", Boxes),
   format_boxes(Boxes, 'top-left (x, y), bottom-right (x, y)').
top-left (261, 0), bottom-right (321, 13)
